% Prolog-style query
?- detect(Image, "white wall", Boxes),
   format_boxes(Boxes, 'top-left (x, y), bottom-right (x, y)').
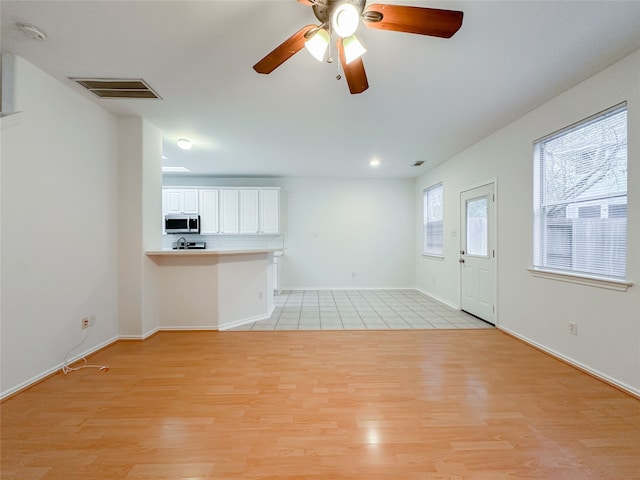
top-left (154, 256), bottom-right (219, 328)
top-left (118, 116), bottom-right (162, 338)
top-left (416, 49), bottom-right (640, 395)
top-left (152, 252), bottom-right (273, 330)
top-left (0, 55), bottom-right (119, 397)
top-left (218, 253), bottom-right (273, 326)
top-left (163, 176), bottom-right (417, 289)
top-left (141, 119), bottom-right (162, 335)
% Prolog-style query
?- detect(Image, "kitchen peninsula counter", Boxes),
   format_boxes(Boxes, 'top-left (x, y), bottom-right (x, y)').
top-left (146, 249), bottom-right (276, 330)
top-left (146, 248), bottom-right (279, 257)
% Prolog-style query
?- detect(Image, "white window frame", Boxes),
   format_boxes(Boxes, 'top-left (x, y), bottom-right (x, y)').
top-left (531, 103), bottom-right (632, 291)
top-left (423, 182), bottom-right (444, 257)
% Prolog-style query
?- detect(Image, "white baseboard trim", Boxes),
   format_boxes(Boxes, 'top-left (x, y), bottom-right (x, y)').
top-left (119, 327), bottom-right (162, 341)
top-left (414, 288), bottom-right (459, 310)
top-left (120, 326), bottom-right (220, 341)
top-left (280, 286), bottom-right (417, 292)
top-left (0, 335), bottom-right (119, 401)
top-left (158, 326), bottom-right (218, 331)
top-left (498, 325), bottom-right (640, 399)
top-left (218, 306), bottom-right (276, 331)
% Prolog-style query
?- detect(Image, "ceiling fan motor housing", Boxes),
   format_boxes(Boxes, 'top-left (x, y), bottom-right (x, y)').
top-left (313, 0), bottom-right (367, 29)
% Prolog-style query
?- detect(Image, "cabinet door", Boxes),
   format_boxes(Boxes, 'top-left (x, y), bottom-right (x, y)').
top-left (219, 189), bottom-right (239, 234)
top-left (199, 189), bottom-right (219, 234)
top-left (165, 190), bottom-right (183, 213)
top-left (260, 189), bottom-right (280, 234)
top-left (240, 189), bottom-right (260, 234)
top-left (182, 189), bottom-right (199, 214)
top-left (163, 189), bottom-right (198, 214)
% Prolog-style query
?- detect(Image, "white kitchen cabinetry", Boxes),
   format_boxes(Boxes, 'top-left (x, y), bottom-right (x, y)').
top-left (163, 189), bottom-right (199, 214)
top-left (219, 189), bottom-right (239, 234)
top-left (182, 190), bottom-right (199, 214)
top-left (162, 187), bottom-right (279, 235)
top-left (164, 190), bottom-right (181, 214)
top-left (199, 189), bottom-right (219, 234)
top-left (239, 189), bottom-right (260, 234)
top-left (260, 189), bottom-right (280, 234)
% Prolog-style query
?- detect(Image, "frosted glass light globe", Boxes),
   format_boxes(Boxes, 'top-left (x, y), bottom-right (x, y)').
top-left (332, 4), bottom-right (360, 38)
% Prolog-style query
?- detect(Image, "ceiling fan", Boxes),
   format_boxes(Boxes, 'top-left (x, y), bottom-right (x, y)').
top-left (253, 0), bottom-right (464, 94)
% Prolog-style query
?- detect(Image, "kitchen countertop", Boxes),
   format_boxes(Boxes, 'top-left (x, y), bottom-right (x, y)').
top-left (146, 249), bottom-right (281, 257)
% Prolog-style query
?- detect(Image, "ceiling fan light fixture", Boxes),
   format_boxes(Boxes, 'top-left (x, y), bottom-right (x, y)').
top-left (304, 28), bottom-right (330, 62)
top-left (343, 35), bottom-right (366, 64)
top-left (332, 3), bottom-right (360, 38)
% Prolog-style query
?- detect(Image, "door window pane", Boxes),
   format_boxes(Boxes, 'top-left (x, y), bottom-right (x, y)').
top-left (467, 197), bottom-right (488, 256)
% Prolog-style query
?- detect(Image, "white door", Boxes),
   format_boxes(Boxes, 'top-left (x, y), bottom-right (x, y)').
top-left (460, 183), bottom-right (496, 324)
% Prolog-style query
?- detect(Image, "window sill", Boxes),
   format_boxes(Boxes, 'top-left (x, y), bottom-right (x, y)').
top-left (423, 254), bottom-right (444, 260)
top-left (528, 268), bottom-right (632, 292)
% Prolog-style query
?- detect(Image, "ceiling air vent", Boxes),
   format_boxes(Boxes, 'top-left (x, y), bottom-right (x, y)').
top-left (413, 160), bottom-right (425, 167)
top-left (70, 78), bottom-right (161, 99)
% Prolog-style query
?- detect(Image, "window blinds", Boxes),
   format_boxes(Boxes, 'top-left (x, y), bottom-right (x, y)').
top-left (424, 183), bottom-right (443, 256)
top-left (533, 104), bottom-right (627, 279)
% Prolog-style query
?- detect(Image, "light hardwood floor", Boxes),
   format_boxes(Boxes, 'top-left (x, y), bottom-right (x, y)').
top-left (2, 330), bottom-right (639, 479)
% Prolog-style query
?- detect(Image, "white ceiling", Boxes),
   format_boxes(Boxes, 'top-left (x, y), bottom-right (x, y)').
top-left (2, 0), bottom-right (640, 178)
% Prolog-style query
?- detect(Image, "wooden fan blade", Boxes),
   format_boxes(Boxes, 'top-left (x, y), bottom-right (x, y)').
top-left (253, 25), bottom-right (316, 74)
top-left (337, 39), bottom-right (369, 95)
top-left (363, 4), bottom-right (463, 38)
top-left (297, 0), bottom-right (314, 5)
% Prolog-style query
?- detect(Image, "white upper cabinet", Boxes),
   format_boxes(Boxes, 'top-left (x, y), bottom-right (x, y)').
top-left (163, 189), bottom-right (198, 214)
top-left (219, 189), bottom-right (239, 234)
top-left (199, 189), bottom-right (219, 234)
top-left (260, 189), bottom-right (280, 234)
top-left (182, 190), bottom-right (199, 214)
top-left (239, 189), bottom-right (260, 234)
top-left (164, 190), bottom-right (182, 214)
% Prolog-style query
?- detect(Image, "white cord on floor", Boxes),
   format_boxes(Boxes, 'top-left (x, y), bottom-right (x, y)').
top-left (61, 327), bottom-right (109, 374)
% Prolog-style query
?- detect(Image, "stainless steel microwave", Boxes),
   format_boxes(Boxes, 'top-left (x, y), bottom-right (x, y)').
top-left (164, 214), bottom-right (200, 234)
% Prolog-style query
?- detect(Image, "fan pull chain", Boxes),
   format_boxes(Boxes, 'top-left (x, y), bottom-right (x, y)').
top-left (326, 38), bottom-right (342, 81)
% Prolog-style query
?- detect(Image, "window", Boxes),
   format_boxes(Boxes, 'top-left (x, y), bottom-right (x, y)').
top-left (466, 197), bottom-right (488, 257)
top-left (533, 104), bottom-right (627, 280)
top-left (424, 183), bottom-right (443, 256)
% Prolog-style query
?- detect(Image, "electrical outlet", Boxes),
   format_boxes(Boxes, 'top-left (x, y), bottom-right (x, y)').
top-left (258, 291), bottom-right (264, 300)
top-left (351, 272), bottom-right (356, 278)
top-left (81, 315), bottom-right (96, 329)
top-left (569, 322), bottom-right (578, 336)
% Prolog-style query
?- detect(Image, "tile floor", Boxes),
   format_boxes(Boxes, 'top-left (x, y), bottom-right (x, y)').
top-left (229, 289), bottom-right (494, 331)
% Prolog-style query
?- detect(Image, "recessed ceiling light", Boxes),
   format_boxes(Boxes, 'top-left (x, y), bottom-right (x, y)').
top-left (370, 158), bottom-right (381, 167)
top-left (162, 166), bottom-right (191, 173)
top-left (176, 138), bottom-right (192, 150)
